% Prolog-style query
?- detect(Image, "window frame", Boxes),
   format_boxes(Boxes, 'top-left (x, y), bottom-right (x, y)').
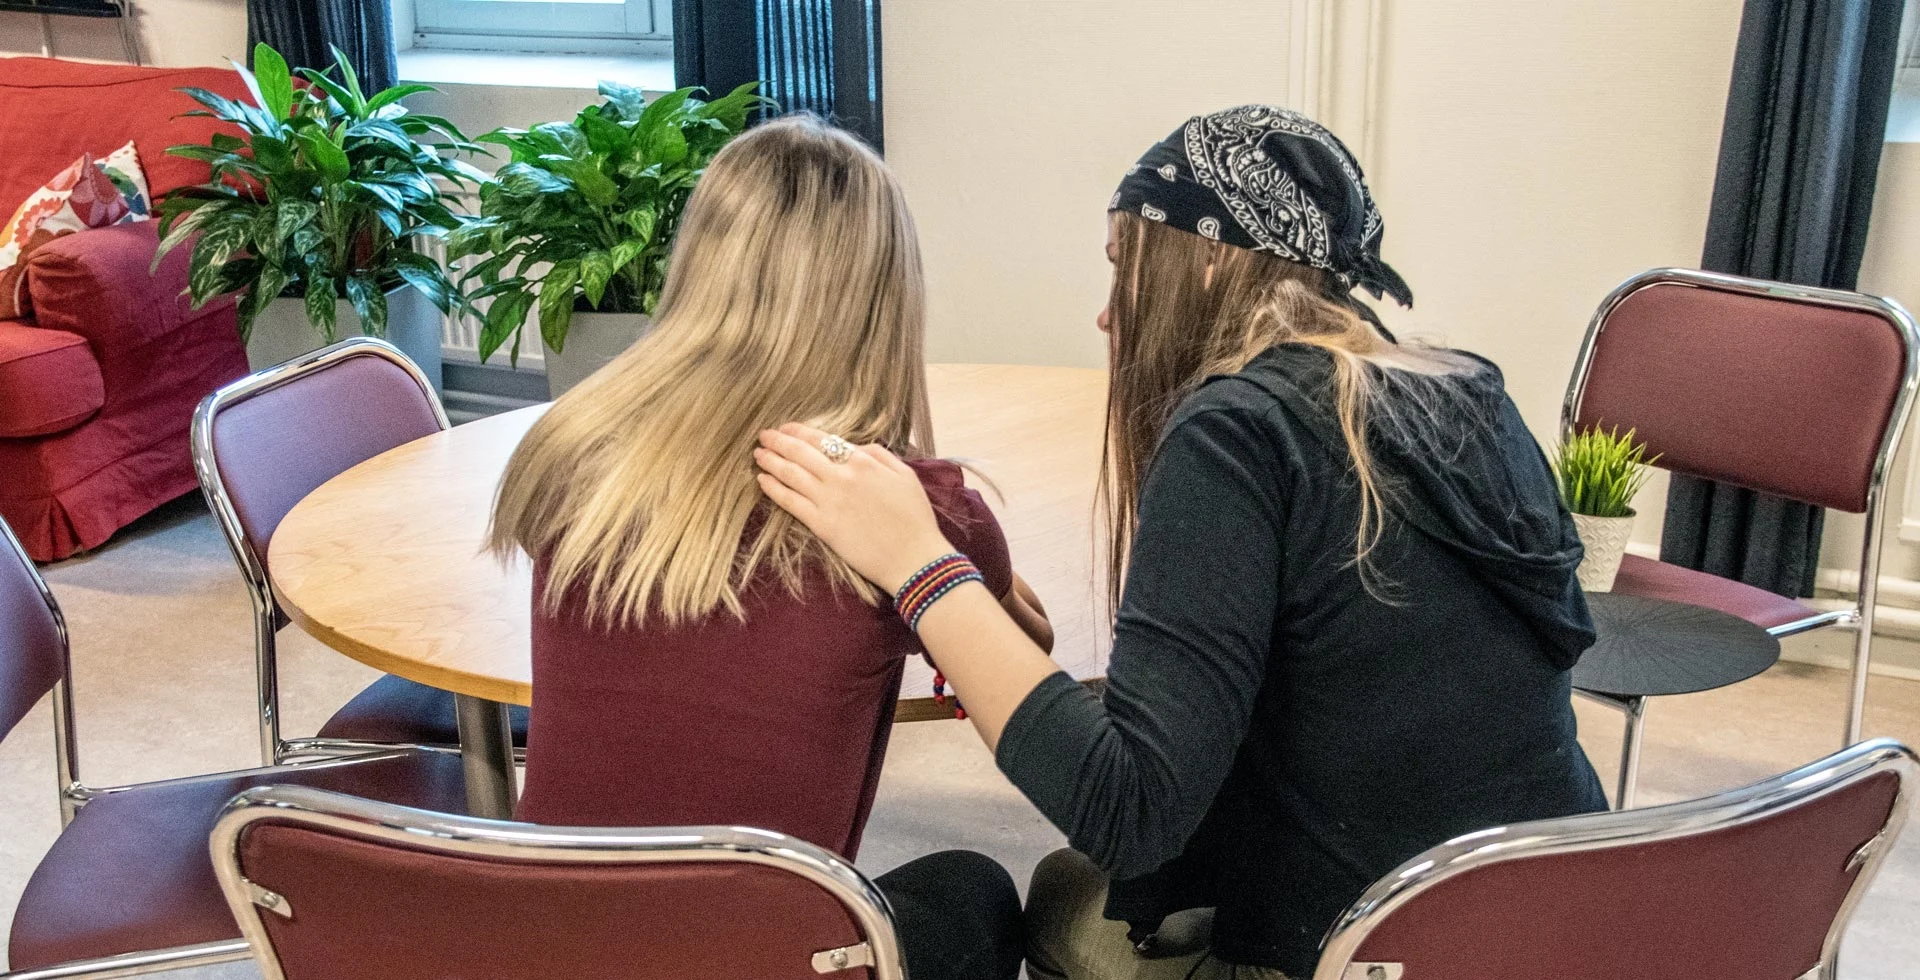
top-left (413, 0), bottom-right (673, 54)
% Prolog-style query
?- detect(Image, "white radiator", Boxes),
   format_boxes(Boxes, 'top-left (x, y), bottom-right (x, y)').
top-left (423, 191), bottom-right (544, 367)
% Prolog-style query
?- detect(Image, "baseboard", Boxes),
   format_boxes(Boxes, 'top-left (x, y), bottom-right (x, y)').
top-left (442, 360), bottom-right (546, 425)
top-left (443, 360), bottom-right (549, 401)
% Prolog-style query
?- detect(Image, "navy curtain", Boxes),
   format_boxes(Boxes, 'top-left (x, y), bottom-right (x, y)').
top-left (673, 0), bottom-right (883, 151)
top-left (247, 0), bottom-right (398, 94)
top-left (1661, 0), bottom-right (1904, 597)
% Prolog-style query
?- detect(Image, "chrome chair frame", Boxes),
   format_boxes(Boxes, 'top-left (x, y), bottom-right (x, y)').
top-left (210, 785), bottom-right (908, 980)
top-left (1562, 268), bottom-right (1920, 805)
top-left (0, 513), bottom-right (456, 980)
top-left (191, 338), bottom-right (451, 767)
top-left (1313, 737), bottom-right (1917, 980)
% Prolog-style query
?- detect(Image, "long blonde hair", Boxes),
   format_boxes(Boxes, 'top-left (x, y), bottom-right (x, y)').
top-left (1100, 211), bottom-right (1463, 607)
top-left (491, 115), bottom-right (930, 626)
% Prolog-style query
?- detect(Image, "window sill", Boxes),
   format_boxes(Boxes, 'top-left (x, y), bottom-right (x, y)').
top-left (1888, 84), bottom-right (1920, 144)
top-left (397, 47), bottom-right (674, 92)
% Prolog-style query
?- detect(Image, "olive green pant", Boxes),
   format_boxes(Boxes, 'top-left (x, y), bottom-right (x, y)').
top-left (1024, 849), bottom-right (1291, 980)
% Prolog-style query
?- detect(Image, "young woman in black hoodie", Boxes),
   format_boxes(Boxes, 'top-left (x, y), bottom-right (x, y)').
top-left (754, 105), bottom-right (1609, 980)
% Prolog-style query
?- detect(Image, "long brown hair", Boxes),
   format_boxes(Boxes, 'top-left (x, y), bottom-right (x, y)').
top-left (1099, 211), bottom-right (1460, 607)
top-left (490, 116), bottom-right (930, 627)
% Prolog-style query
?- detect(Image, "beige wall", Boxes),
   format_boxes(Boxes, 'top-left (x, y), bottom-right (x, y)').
top-left (882, 0), bottom-right (1300, 370)
top-left (1366, 2), bottom-right (1744, 435)
top-left (1821, 142), bottom-right (1920, 583)
top-left (0, 0), bottom-right (245, 66)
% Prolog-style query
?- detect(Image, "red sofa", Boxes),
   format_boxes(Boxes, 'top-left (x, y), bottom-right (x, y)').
top-left (0, 57), bottom-right (253, 562)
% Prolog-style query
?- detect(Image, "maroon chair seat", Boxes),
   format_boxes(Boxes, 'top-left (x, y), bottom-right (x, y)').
top-left (318, 675), bottom-right (531, 746)
top-left (0, 512), bottom-right (472, 979)
top-left (1314, 738), bottom-right (1916, 980)
top-left (1612, 554), bottom-right (1818, 631)
top-left (211, 786), bottom-right (908, 980)
top-left (8, 751), bottom-right (467, 972)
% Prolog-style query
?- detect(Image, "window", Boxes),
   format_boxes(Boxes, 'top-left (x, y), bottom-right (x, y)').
top-left (414, 0), bottom-right (672, 54)
top-left (1890, 0), bottom-right (1920, 142)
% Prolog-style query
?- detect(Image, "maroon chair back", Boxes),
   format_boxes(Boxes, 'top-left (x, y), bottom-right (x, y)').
top-left (1315, 739), bottom-right (1916, 980)
top-left (212, 787), bottom-right (906, 980)
top-left (1566, 269), bottom-right (1918, 513)
top-left (0, 515), bottom-right (64, 742)
top-left (193, 339), bottom-right (445, 575)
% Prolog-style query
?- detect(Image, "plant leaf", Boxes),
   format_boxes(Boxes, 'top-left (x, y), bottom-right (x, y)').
top-left (346, 275), bottom-right (388, 337)
top-left (250, 43), bottom-right (295, 121)
top-left (479, 289), bottom-right (535, 363)
top-left (328, 44), bottom-right (368, 113)
top-left (295, 128), bottom-right (351, 183)
top-left (538, 261), bottom-right (581, 352)
top-left (393, 251), bottom-right (458, 315)
top-left (305, 275), bottom-right (338, 343)
top-left (579, 250), bottom-right (613, 307)
top-left (365, 82), bottom-right (436, 114)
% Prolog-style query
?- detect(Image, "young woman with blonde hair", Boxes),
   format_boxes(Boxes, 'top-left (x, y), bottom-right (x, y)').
top-left (755, 106), bottom-right (1608, 979)
top-left (492, 114), bottom-right (1042, 980)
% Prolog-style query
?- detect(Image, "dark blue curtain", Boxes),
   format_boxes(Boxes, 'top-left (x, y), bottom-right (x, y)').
top-left (1661, 0), bottom-right (1904, 597)
top-left (673, 0), bottom-right (883, 151)
top-left (247, 0), bottom-right (398, 94)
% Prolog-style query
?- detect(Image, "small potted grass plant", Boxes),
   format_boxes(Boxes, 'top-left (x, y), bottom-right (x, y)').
top-left (1552, 426), bottom-right (1659, 592)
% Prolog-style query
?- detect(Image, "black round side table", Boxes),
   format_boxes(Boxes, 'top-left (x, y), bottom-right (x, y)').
top-left (1573, 593), bottom-right (1782, 808)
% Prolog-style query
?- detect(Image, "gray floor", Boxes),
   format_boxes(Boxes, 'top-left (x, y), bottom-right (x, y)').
top-left (3, 494), bottom-right (1917, 977)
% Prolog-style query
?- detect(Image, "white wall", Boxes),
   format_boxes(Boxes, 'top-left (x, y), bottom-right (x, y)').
top-left (0, 0), bottom-right (244, 66)
top-left (1366, 2), bottom-right (1744, 436)
top-left (1821, 142), bottom-right (1920, 584)
top-left (882, 1), bottom-right (1301, 370)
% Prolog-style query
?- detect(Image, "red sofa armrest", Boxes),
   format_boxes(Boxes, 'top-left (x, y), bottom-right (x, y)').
top-left (24, 221), bottom-right (237, 355)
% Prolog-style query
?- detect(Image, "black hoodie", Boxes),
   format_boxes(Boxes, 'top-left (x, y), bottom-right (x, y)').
top-left (995, 344), bottom-right (1608, 978)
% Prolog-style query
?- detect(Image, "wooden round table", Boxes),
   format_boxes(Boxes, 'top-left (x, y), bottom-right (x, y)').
top-left (272, 363), bottom-right (1111, 816)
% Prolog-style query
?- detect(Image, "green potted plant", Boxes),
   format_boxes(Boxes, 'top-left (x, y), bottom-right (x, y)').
top-left (450, 80), bottom-right (767, 395)
top-left (154, 43), bottom-right (484, 389)
top-left (1552, 426), bottom-right (1659, 592)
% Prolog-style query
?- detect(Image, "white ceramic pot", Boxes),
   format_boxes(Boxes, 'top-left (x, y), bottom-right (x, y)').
top-left (544, 311), bottom-right (652, 397)
top-left (247, 283), bottom-right (443, 392)
top-left (1572, 510), bottom-right (1636, 593)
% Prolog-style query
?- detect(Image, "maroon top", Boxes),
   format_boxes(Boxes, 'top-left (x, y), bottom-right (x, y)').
top-left (518, 459), bottom-right (1011, 858)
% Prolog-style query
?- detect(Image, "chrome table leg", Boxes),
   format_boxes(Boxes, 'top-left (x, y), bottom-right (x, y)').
top-left (454, 694), bottom-right (516, 819)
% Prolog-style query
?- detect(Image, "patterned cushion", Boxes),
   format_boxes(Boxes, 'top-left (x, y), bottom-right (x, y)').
top-left (0, 143), bottom-right (150, 320)
top-left (96, 141), bottom-right (152, 220)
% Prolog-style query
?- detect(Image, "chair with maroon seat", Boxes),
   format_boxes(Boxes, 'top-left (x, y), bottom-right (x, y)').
top-left (191, 337), bottom-right (530, 767)
top-left (210, 784), bottom-right (906, 980)
top-left (1562, 267), bottom-right (1920, 782)
top-left (0, 513), bottom-right (470, 980)
top-left (1313, 737), bottom-right (1915, 980)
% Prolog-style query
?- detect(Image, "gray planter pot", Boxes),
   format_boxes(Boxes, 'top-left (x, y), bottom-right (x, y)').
top-left (247, 283), bottom-right (444, 393)
top-left (544, 311), bottom-right (652, 398)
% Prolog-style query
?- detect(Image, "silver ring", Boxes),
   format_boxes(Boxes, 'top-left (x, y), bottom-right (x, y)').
top-left (819, 435), bottom-right (856, 464)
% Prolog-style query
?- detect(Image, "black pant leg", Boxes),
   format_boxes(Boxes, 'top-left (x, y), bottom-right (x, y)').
top-left (873, 850), bottom-right (1024, 980)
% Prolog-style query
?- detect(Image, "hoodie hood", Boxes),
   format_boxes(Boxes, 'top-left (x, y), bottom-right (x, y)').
top-left (1234, 345), bottom-right (1594, 668)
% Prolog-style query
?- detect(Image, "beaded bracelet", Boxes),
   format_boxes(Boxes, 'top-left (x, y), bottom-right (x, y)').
top-left (894, 553), bottom-right (984, 633)
top-left (896, 553), bottom-right (984, 721)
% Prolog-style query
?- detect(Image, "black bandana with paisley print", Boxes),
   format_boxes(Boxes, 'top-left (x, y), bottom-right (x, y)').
top-left (1111, 104), bottom-right (1413, 309)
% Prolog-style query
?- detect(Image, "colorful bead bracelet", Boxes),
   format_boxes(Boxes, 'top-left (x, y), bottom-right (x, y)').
top-left (895, 553), bottom-right (984, 720)
top-left (893, 553), bottom-right (984, 633)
